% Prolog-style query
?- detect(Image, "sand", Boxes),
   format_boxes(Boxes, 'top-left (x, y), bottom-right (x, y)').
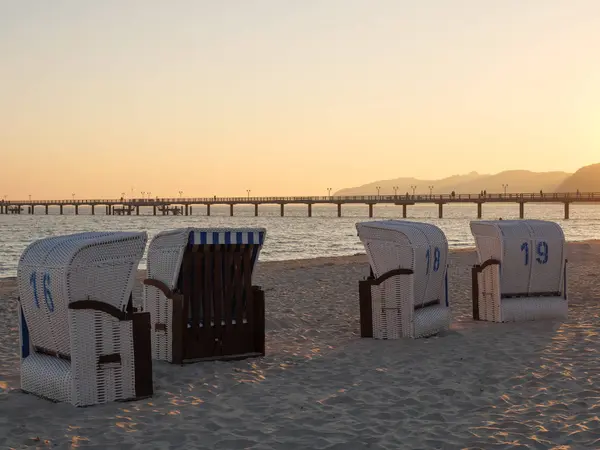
top-left (1, 242), bottom-right (600, 449)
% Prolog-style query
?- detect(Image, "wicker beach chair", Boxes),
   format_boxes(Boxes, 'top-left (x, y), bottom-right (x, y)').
top-left (356, 220), bottom-right (451, 339)
top-left (470, 220), bottom-right (568, 322)
top-left (17, 232), bottom-right (153, 407)
top-left (143, 227), bottom-right (266, 364)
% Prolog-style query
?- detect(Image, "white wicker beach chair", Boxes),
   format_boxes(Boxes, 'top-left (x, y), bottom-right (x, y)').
top-left (356, 220), bottom-right (451, 339)
top-left (143, 227), bottom-right (266, 364)
top-left (17, 232), bottom-right (153, 406)
top-left (470, 220), bottom-right (567, 322)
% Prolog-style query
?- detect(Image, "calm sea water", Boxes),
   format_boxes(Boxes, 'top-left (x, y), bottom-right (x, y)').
top-left (1, 203), bottom-right (599, 277)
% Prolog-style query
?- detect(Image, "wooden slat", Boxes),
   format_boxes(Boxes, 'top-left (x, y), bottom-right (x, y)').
top-left (182, 252), bottom-right (194, 328)
top-left (252, 286), bottom-right (265, 355)
top-left (222, 248), bottom-right (233, 327)
top-left (234, 250), bottom-right (244, 327)
top-left (182, 251), bottom-right (193, 326)
top-left (171, 294), bottom-right (185, 365)
top-left (358, 280), bottom-right (373, 338)
top-left (243, 247), bottom-right (253, 323)
top-left (471, 265), bottom-right (480, 320)
top-left (203, 249), bottom-right (212, 331)
top-left (132, 311), bottom-right (153, 397)
top-left (213, 247), bottom-right (224, 350)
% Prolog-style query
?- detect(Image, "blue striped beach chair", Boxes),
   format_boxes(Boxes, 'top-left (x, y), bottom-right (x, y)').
top-left (143, 228), bottom-right (267, 364)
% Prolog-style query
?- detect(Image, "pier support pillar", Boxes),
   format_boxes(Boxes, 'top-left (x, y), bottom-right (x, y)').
top-left (0, 205), bottom-right (3, 214)
top-left (307, 203), bottom-right (312, 217)
top-left (29, 206), bottom-right (33, 215)
top-left (564, 202), bottom-right (570, 220)
top-left (127, 205), bottom-right (131, 215)
top-left (190, 206), bottom-right (193, 215)
top-left (60, 205), bottom-right (64, 215)
top-left (91, 205), bottom-right (94, 215)
top-left (519, 202), bottom-right (525, 219)
top-left (230, 204), bottom-right (234, 216)
top-left (185, 204), bottom-right (189, 216)
top-left (153, 206), bottom-right (157, 216)
top-left (402, 204), bottom-right (407, 218)
top-left (136, 206), bottom-right (140, 216)
top-left (162, 206), bottom-right (166, 215)
top-left (368, 204), bottom-right (373, 218)
top-left (438, 203), bottom-right (443, 219)
top-left (280, 204), bottom-right (285, 217)
top-left (206, 204), bottom-right (211, 216)
top-left (254, 204), bottom-right (259, 216)
top-left (337, 203), bottom-right (342, 217)
top-left (74, 205), bottom-right (79, 215)
top-left (477, 203), bottom-right (482, 219)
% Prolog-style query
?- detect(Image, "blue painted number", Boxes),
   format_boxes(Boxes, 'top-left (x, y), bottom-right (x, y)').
top-left (29, 271), bottom-right (54, 312)
top-left (29, 272), bottom-right (40, 308)
top-left (43, 273), bottom-right (54, 312)
top-left (521, 242), bottom-right (529, 265)
top-left (536, 241), bottom-right (549, 264)
top-left (521, 241), bottom-right (548, 265)
top-left (425, 247), bottom-right (441, 273)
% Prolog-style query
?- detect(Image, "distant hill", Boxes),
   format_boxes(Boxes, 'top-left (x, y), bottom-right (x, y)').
top-left (556, 163), bottom-right (600, 192)
top-left (335, 170), bottom-right (571, 196)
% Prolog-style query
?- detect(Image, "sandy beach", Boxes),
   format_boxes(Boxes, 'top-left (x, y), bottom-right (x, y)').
top-left (1, 241), bottom-right (600, 449)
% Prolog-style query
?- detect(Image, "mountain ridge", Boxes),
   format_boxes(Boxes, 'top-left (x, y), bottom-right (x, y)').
top-left (334, 169), bottom-right (574, 196)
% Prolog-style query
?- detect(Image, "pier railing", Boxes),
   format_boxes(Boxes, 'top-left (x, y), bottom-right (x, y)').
top-left (2, 192), bottom-right (599, 205)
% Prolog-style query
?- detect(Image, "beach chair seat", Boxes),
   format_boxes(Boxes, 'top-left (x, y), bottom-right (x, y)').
top-left (143, 227), bottom-right (266, 364)
top-left (17, 232), bottom-right (153, 406)
top-left (356, 220), bottom-right (451, 339)
top-left (470, 220), bottom-right (567, 322)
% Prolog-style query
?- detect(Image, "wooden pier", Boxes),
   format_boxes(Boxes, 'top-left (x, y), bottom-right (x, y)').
top-left (0, 192), bottom-right (598, 220)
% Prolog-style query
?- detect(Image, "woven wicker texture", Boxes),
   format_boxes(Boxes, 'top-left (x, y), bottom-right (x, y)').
top-left (470, 220), bottom-right (567, 322)
top-left (144, 227), bottom-right (266, 362)
top-left (356, 220), bottom-right (450, 338)
top-left (17, 231), bottom-right (147, 406)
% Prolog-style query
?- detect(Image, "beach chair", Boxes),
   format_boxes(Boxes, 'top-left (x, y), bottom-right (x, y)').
top-left (470, 220), bottom-right (567, 322)
top-left (17, 232), bottom-right (153, 407)
top-left (143, 227), bottom-right (266, 364)
top-left (356, 220), bottom-right (451, 339)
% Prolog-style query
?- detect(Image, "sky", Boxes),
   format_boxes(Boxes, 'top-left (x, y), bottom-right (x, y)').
top-left (1, 0), bottom-right (599, 199)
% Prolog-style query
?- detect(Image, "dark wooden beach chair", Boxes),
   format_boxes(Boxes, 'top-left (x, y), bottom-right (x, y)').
top-left (143, 228), bottom-right (266, 364)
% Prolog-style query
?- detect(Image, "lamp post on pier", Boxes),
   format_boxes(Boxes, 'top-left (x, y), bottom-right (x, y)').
top-left (393, 185), bottom-right (399, 197)
top-left (247, 189), bottom-right (251, 199)
top-left (179, 190), bottom-right (183, 199)
top-left (502, 184), bottom-right (508, 196)
top-left (410, 185), bottom-right (417, 196)
top-left (428, 185), bottom-right (434, 198)
top-left (141, 191), bottom-right (145, 201)
top-left (327, 187), bottom-right (332, 198)
top-left (376, 186), bottom-right (381, 197)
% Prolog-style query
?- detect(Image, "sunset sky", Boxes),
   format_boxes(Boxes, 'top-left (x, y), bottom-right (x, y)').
top-left (1, 0), bottom-right (599, 199)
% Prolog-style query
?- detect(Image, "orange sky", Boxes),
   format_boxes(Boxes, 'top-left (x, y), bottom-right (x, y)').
top-left (1, 1), bottom-right (599, 200)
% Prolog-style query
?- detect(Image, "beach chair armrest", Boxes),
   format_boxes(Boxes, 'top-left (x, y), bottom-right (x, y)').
top-left (363, 267), bottom-right (414, 286)
top-left (143, 278), bottom-right (175, 299)
top-left (68, 300), bottom-right (131, 321)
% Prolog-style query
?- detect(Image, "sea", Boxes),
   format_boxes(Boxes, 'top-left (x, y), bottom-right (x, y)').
top-left (1, 203), bottom-right (599, 278)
